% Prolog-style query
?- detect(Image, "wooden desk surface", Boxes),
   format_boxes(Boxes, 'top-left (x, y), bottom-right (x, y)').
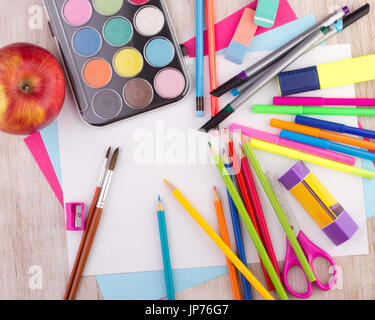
top-left (0, 0), bottom-right (374, 300)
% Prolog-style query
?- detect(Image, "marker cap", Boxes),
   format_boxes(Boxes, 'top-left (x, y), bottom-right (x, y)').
top-left (277, 66), bottom-right (320, 96)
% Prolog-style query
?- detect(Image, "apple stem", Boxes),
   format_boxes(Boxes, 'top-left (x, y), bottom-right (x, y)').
top-left (19, 80), bottom-right (33, 94)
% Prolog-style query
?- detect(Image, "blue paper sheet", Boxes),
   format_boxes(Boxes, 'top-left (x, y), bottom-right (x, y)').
top-left (217, 14), bottom-right (317, 55)
top-left (362, 159), bottom-right (375, 218)
top-left (40, 121), bottom-right (62, 186)
top-left (97, 266), bottom-right (228, 300)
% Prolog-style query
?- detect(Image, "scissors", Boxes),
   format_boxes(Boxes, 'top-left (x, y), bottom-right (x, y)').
top-left (266, 172), bottom-right (338, 299)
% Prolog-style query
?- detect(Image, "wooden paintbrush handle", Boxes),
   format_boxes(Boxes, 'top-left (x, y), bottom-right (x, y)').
top-left (67, 207), bottom-right (104, 300)
top-left (63, 187), bottom-right (101, 300)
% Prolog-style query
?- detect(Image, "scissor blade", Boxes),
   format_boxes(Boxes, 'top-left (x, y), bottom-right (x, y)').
top-left (265, 171), bottom-right (302, 236)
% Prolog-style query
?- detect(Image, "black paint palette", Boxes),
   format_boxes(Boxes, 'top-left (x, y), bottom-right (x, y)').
top-left (44, 0), bottom-right (190, 126)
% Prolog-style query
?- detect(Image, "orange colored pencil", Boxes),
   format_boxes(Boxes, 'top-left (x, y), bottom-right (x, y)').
top-left (206, 0), bottom-right (219, 117)
top-left (213, 186), bottom-right (242, 300)
top-left (270, 118), bottom-right (375, 151)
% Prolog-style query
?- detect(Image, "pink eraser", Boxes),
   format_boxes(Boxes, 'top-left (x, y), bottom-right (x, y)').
top-left (233, 8), bottom-right (258, 46)
top-left (225, 8), bottom-right (258, 64)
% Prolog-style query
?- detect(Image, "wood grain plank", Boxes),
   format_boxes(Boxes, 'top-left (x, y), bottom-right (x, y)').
top-left (0, 0), bottom-right (374, 300)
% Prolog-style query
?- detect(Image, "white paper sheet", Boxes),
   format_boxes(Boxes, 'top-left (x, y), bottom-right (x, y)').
top-left (59, 44), bottom-right (368, 276)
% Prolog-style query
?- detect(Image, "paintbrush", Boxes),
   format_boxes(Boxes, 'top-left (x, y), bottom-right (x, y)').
top-left (63, 147), bottom-right (112, 300)
top-left (67, 147), bottom-right (120, 300)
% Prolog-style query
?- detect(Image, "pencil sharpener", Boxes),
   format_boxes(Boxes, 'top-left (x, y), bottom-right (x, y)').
top-left (66, 203), bottom-right (85, 231)
top-left (279, 161), bottom-right (358, 246)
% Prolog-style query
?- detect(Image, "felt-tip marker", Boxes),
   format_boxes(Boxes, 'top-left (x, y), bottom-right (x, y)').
top-left (211, 6), bottom-right (351, 98)
top-left (295, 115), bottom-right (375, 140)
top-left (274, 96), bottom-right (375, 106)
top-left (201, 22), bottom-right (334, 131)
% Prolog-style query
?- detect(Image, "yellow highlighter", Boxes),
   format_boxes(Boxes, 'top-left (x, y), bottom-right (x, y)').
top-left (277, 54), bottom-right (375, 96)
top-left (248, 138), bottom-right (375, 179)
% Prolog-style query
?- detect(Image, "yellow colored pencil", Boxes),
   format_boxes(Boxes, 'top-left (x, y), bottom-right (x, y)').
top-left (213, 186), bottom-right (242, 300)
top-left (164, 180), bottom-right (274, 301)
top-left (248, 138), bottom-right (375, 179)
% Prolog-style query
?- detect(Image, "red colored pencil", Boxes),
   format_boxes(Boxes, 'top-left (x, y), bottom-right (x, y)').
top-left (224, 130), bottom-right (274, 291)
top-left (239, 146), bottom-right (281, 281)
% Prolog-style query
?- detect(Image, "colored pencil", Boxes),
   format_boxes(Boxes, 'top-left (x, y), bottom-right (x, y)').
top-left (208, 144), bottom-right (288, 300)
top-left (270, 118), bottom-right (375, 151)
top-left (239, 146), bottom-right (280, 280)
top-left (64, 147), bottom-right (112, 300)
top-left (213, 187), bottom-right (242, 300)
top-left (157, 196), bottom-right (175, 300)
top-left (281, 130), bottom-right (375, 162)
top-left (67, 148), bottom-right (120, 300)
top-left (196, 0), bottom-right (204, 117)
top-left (240, 141), bottom-right (316, 283)
top-left (164, 180), bottom-right (275, 300)
top-left (224, 157), bottom-right (253, 300)
top-left (224, 130), bottom-right (274, 290)
top-left (247, 137), bottom-right (375, 179)
top-left (230, 123), bottom-right (356, 166)
top-left (206, 0), bottom-right (219, 117)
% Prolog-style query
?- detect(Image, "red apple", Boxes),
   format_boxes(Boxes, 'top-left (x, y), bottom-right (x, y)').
top-left (0, 43), bottom-right (65, 135)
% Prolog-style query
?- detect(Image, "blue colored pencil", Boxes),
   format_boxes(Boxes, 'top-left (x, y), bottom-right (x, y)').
top-left (196, 0), bottom-right (204, 117)
top-left (157, 196), bottom-right (175, 300)
top-left (224, 158), bottom-right (253, 300)
top-left (281, 130), bottom-right (375, 162)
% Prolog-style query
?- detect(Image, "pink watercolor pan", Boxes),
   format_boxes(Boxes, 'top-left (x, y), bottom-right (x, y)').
top-left (155, 68), bottom-right (186, 99)
top-left (63, 0), bottom-right (93, 26)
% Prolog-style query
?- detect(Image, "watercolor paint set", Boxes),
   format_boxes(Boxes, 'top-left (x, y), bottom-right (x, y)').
top-left (44, 0), bottom-right (190, 127)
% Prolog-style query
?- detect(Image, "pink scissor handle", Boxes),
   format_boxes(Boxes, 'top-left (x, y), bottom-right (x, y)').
top-left (297, 231), bottom-right (338, 291)
top-left (282, 231), bottom-right (338, 299)
top-left (282, 236), bottom-right (313, 299)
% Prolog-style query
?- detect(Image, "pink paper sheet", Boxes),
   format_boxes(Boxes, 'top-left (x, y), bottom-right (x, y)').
top-left (183, 0), bottom-right (297, 57)
top-left (24, 132), bottom-right (64, 207)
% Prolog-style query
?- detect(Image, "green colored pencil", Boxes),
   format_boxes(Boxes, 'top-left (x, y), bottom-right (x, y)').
top-left (241, 141), bottom-right (316, 283)
top-left (209, 143), bottom-right (288, 300)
